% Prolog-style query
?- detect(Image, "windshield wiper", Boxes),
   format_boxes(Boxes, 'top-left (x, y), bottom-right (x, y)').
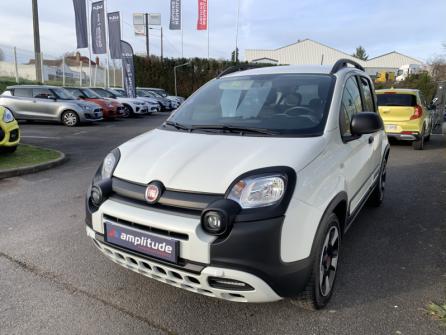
top-left (190, 124), bottom-right (278, 135)
top-left (164, 120), bottom-right (191, 131)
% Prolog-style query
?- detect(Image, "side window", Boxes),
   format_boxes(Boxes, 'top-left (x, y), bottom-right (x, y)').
top-left (33, 88), bottom-right (52, 99)
top-left (359, 77), bottom-right (375, 112)
top-left (340, 77), bottom-right (362, 137)
top-left (13, 88), bottom-right (33, 98)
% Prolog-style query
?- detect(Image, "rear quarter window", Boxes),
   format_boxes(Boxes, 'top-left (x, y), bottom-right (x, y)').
top-left (377, 93), bottom-right (417, 107)
top-left (13, 88), bottom-right (33, 98)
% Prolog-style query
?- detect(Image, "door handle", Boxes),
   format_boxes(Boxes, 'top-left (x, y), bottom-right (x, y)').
top-left (368, 136), bottom-right (374, 144)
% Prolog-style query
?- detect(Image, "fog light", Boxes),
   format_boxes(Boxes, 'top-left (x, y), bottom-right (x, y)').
top-left (202, 211), bottom-right (226, 235)
top-left (90, 185), bottom-right (103, 206)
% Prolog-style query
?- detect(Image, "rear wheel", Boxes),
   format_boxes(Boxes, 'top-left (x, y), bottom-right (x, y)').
top-left (412, 126), bottom-right (425, 150)
top-left (61, 110), bottom-right (79, 127)
top-left (292, 213), bottom-right (341, 310)
top-left (369, 156), bottom-right (387, 207)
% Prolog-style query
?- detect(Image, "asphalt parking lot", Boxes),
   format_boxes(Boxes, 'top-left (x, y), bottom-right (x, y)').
top-left (1, 115), bottom-right (445, 335)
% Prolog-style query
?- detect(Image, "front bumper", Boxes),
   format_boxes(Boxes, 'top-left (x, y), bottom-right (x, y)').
top-left (80, 109), bottom-right (103, 122)
top-left (86, 195), bottom-right (313, 302)
top-left (0, 122), bottom-right (20, 147)
top-left (87, 226), bottom-right (281, 303)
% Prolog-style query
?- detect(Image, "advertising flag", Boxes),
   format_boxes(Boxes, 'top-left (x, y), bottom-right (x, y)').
top-left (91, 1), bottom-right (107, 54)
top-left (72, 0), bottom-right (88, 48)
top-left (197, 0), bottom-right (208, 30)
top-left (170, 0), bottom-right (181, 30)
top-left (121, 40), bottom-right (136, 98)
top-left (108, 12), bottom-right (122, 59)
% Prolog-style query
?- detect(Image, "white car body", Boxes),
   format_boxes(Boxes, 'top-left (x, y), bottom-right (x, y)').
top-left (395, 64), bottom-right (422, 82)
top-left (86, 61), bottom-right (389, 307)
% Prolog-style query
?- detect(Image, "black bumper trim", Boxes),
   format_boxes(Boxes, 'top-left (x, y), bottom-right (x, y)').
top-left (210, 216), bottom-right (313, 298)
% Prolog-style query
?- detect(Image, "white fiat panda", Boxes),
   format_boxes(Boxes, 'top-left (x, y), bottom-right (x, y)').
top-left (86, 59), bottom-right (389, 309)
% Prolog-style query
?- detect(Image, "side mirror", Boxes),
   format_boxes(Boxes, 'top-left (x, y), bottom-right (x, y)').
top-left (351, 112), bottom-right (383, 135)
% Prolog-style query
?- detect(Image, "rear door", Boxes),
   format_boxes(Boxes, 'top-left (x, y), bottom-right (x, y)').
top-left (339, 76), bottom-right (375, 213)
top-left (358, 76), bottom-right (382, 182)
top-left (11, 88), bottom-right (34, 119)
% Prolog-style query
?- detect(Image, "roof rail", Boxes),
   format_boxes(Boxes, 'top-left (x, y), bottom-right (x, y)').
top-left (216, 64), bottom-right (268, 78)
top-left (330, 58), bottom-right (365, 74)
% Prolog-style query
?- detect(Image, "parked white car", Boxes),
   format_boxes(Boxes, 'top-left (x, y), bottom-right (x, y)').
top-left (90, 88), bottom-right (152, 117)
top-left (110, 88), bottom-right (160, 114)
top-left (85, 60), bottom-right (389, 309)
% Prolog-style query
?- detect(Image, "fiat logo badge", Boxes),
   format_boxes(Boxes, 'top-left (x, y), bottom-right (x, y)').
top-left (145, 182), bottom-right (162, 204)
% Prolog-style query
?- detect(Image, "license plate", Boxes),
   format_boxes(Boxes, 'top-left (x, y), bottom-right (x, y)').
top-left (104, 221), bottom-right (179, 263)
top-left (385, 124), bottom-right (397, 132)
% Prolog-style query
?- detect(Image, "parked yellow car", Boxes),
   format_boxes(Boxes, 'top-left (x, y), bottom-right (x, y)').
top-left (0, 106), bottom-right (20, 153)
top-left (376, 89), bottom-right (432, 150)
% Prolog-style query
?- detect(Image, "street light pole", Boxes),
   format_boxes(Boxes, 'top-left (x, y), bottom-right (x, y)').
top-left (174, 61), bottom-right (190, 96)
top-left (32, 0), bottom-right (42, 82)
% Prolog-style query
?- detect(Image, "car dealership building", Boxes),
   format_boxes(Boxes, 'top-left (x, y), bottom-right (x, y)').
top-left (245, 39), bottom-right (424, 76)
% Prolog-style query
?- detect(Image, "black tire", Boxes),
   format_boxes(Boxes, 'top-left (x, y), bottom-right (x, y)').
top-left (292, 213), bottom-right (341, 310)
top-left (1, 145), bottom-right (17, 154)
top-left (368, 156), bottom-right (388, 207)
top-left (61, 110), bottom-right (80, 127)
top-left (412, 126), bottom-right (425, 150)
top-left (121, 105), bottom-right (133, 118)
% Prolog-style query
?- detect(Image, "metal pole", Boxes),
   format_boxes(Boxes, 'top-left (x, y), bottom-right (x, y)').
top-left (104, 0), bottom-right (110, 88)
top-left (94, 64), bottom-right (97, 86)
top-left (13, 47), bottom-right (19, 83)
top-left (80, 58), bottom-right (83, 87)
top-left (120, 15), bottom-right (124, 88)
top-left (87, 0), bottom-right (92, 86)
top-left (41, 52), bottom-right (44, 84)
top-left (161, 27), bottom-right (164, 61)
top-left (113, 61), bottom-right (116, 87)
top-left (62, 56), bottom-right (65, 86)
top-left (235, 0), bottom-right (240, 63)
top-left (181, 6), bottom-right (184, 58)
top-left (145, 13), bottom-right (150, 57)
top-left (32, 0), bottom-right (42, 82)
top-left (174, 62), bottom-right (190, 97)
top-left (207, 0), bottom-right (209, 59)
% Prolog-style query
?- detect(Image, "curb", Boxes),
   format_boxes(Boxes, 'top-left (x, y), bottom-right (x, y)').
top-left (0, 150), bottom-right (68, 179)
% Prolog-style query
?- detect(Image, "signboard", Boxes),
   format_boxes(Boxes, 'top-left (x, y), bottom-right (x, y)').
top-left (197, 0), bottom-right (208, 30)
top-left (169, 0), bottom-right (181, 30)
top-left (108, 12), bottom-right (122, 59)
top-left (91, 1), bottom-right (107, 54)
top-left (121, 40), bottom-right (136, 99)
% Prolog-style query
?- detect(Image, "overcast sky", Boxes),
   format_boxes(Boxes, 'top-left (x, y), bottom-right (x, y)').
top-left (0, 0), bottom-right (444, 62)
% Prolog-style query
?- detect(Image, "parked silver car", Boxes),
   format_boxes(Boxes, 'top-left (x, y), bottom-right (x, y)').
top-left (0, 85), bottom-right (103, 126)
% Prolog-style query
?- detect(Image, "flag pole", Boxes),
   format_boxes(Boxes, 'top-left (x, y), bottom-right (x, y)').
top-left (104, 0), bottom-right (110, 88)
top-left (181, 3), bottom-right (184, 58)
top-left (207, 0), bottom-right (209, 59)
top-left (235, 0), bottom-right (240, 63)
top-left (87, 0), bottom-right (92, 86)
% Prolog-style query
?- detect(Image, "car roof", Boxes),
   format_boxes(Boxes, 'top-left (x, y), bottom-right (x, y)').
top-left (376, 88), bottom-right (419, 95)
top-left (6, 85), bottom-right (61, 89)
top-left (222, 65), bottom-right (334, 78)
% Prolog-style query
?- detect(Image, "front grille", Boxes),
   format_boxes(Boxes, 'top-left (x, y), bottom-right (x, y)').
top-left (111, 177), bottom-right (223, 212)
top-left (103, 214), bottom-right (189, 240)
top-left (9, 129), bottom-right (19, 142)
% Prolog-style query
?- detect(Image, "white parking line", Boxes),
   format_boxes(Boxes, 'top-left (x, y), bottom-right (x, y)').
top-left (21, 136), bottom-right (61, 139)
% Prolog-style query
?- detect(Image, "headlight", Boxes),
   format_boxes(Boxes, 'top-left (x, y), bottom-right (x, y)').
top-left (227, 174), bottom-right (286, 208)
top-left (100, 148), bottom-right (120, 179)
top-left (2, 108), bottom-right (15, 123)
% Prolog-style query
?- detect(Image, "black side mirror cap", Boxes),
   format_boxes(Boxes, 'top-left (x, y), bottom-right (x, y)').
top-left (351, 112), bottom-right (383, 135)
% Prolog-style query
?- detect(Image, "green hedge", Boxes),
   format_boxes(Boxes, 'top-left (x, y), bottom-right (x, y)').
top-left (134, 56), bottom-right (251, 97)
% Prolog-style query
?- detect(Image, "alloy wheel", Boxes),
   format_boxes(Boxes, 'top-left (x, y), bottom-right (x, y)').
top-left (63, 112), bottom-right (78, 126)
top-left (319, 226), bottom-right (340, 297)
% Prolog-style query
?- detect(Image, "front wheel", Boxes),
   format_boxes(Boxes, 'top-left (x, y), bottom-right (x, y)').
top-left (61, 110), bottom-right (80, 127)
top-left (121, 105), bottom-right (132, 118)
top-left (292, 213), bottom-right (341, 310)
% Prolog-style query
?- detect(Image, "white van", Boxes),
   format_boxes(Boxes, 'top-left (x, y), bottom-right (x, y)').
top-left (85, 59), bottom-right (389, 309)
top-left (396, 64), bottom-right (422, 82)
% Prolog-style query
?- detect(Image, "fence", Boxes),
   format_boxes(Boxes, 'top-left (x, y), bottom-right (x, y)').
top-left (0, 44), bottom-right (122, 88)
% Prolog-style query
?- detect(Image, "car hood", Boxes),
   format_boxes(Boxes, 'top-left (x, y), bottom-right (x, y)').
top-left (137, 97), bottom-right (158, 104)
top-left (116, 97), bottom-right (145, 104)
top-left (114, 129), bottom-right (327, 193)
top-left (68, 100), bottom-right (99, 109)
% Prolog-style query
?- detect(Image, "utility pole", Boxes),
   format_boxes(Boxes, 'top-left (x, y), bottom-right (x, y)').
top-left (32, 0), bottom-right (42, 82)
top-left (145, 13), bottom-right (150, 57)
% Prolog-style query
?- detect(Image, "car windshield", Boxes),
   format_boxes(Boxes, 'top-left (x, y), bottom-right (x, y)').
top-left (51, 88), bottom-right (76, 100)
top-left (107, 89), bottom-right (124, 97)
top-left (377, 93), bottom-right (417, 107)
top-left (92, 88), bottom-right (115, 98)
top-left (65, 88), bottom-right (83, 98)
top-left (167, 74), bottom-right (334, 136)
top-left (80, 88), bottom-right (102, 99)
